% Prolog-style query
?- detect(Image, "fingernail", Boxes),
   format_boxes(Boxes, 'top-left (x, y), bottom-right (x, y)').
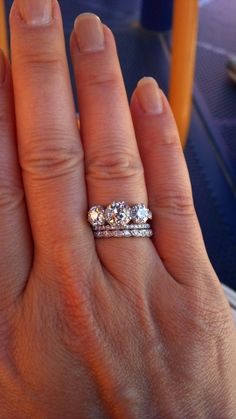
top-left (0, 50), bottom-right (6, 86)
top-left (74, 13), bottom-right (104, 53)
top-left (17, 0), bottom-right (52, 26)
top-left (137, 77), bottom-right (163, 115)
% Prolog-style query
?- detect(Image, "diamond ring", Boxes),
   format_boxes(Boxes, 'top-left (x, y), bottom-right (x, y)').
top-left (88, 201), bottom-right (153, 238)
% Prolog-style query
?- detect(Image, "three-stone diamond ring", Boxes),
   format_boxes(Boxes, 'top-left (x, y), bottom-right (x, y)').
top-left (88, 201), bottom-right (153, 239)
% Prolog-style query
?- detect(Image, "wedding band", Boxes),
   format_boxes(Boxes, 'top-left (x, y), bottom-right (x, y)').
top-left (93, 223), bottom-right (151, 231)
top-left (94, 229), bottom-right (153, 239)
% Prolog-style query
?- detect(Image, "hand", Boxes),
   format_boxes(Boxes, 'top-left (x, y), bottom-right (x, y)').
top-left (0, 1), bottom-right (236, 418)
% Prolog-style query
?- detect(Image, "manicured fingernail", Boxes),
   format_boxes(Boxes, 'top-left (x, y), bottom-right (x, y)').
top-left (0, 50), bottom-right (6, 86)
top-left (137, 77), bottom-right (163, 115)
top-left (74, 13), bottom-right (104, 53)
top-left (17, 0), bottom-right (52, 26)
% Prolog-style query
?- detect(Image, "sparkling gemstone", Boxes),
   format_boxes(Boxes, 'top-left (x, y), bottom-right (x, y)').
top-left (94, 231), bottom-right (101, 238)
top-left (88, 205), bottom-right (105, 226)
top-left (131, 204), bottom-right (152, 224)
top-left (114, 230), bottom-right (123, 237)
top-left (105, 201), bottom-right (132, 227)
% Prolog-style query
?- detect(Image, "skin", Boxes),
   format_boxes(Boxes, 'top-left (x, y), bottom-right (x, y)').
top-left (0, 1), bottom-right (236, 417)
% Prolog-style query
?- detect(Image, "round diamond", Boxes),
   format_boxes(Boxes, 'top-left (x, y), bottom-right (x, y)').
top-left (131, 204), bottom-right (151, 224)
top-left (105, 201), bottom-right (131, 227)
top-left (114, 230), bottom-right (123, 237)
top-left (88, 205), bottom-right (105, 227)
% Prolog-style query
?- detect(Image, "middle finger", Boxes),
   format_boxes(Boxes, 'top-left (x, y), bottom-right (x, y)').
top-left (10, 0), bottom-right (91, 262)
top-left (70, 14), bottom-right (147, 209)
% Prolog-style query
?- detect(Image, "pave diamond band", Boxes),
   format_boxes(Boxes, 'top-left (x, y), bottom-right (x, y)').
top-left (88, 201), bottom-right (153, 239)
top-left (94, 229), bottom-right (153, 239)
top-left (93, 223), bottom-right (151, 231)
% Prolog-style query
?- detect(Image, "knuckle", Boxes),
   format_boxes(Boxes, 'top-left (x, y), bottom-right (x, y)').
top-left (151, 188), bottom-right (195, 217)
top-left (144, 126), bottom-right (180, 149)
top-left (22, 54), bottom-right (63, 73)
top-left (86, 146), bottom-right (144, 182)
top-left (159, 129), bottom-right (181, 147)
top-left (12, 18), bottom-right (63, 69)
top-left (185, 283), bottom-right (234, 341)
top-left (20, 134), bottom-right (83, 179)
top-left (81, 70), bottom-right (119, 91)
top-left (192, 305), bottom-right (232, 342)
top-left (11, 9), bottom-right (66, 72)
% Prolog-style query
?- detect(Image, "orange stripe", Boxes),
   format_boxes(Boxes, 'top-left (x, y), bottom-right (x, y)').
top-left (169, 0), bottom-right (199, 147)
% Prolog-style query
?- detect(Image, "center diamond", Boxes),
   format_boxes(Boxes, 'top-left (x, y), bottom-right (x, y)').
top-left (105, 201), bottom-right (131, 227)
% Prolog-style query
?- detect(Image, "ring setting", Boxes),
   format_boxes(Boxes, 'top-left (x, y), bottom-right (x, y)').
top-left (88, 201), bottom-right (153, 238)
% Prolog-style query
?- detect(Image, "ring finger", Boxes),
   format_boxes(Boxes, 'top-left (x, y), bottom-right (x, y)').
top-left (71, 14), bottom-right (146, 203)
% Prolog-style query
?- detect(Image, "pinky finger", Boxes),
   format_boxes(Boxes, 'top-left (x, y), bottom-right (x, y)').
top-left (130, 77), bottom-right (214, 285)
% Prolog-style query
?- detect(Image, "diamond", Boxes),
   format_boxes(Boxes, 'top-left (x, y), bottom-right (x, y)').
top-left (147, 230), bottom-right (153, 237)
top-left (88, 205), bottom-right (105, 227)
top-left (131, 204), bottom-right (152, 224)
top-left (114, 230), bottom-right (123, 237)
top-left (148, 210), bottom-right (153, 220)
top-left (105, 201), bottom-right (132, 227)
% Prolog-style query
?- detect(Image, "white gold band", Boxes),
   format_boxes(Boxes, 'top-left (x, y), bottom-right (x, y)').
top-left (92, 223), bottom-right (151, 231)
top-left (94, 229), bottom-right (153, 239)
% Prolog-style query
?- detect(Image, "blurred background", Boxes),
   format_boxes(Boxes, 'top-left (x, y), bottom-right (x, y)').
top-left (1, 1), bottom-right (236, 302)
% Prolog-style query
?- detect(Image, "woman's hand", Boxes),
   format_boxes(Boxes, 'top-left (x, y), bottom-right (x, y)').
top-left (0, 1), bottom-right (236, 417)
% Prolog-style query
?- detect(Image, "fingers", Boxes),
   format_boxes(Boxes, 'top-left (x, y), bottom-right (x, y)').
top-left (131, 78), bottom-right (213, 284)
top-left (70, 14), bottom-right (147, 205)
top-left (0, 50), bottom-right (32, 308)
top-left (10, 0), bottom-right (92, 262)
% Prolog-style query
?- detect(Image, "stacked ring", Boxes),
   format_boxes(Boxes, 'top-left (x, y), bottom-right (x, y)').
top-left (88, 201), bottom-right (153, 239)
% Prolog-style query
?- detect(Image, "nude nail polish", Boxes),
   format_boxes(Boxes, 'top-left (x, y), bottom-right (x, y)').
top-left (137, 77), bottom-right (163, 115)
top-left (17, 0), bottom-right (52, 26)
top-left (74, 13), bottom-right (104, 53)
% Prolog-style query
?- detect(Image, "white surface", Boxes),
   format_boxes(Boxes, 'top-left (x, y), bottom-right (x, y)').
top-left (222, 284), bottom-right (236, 326)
